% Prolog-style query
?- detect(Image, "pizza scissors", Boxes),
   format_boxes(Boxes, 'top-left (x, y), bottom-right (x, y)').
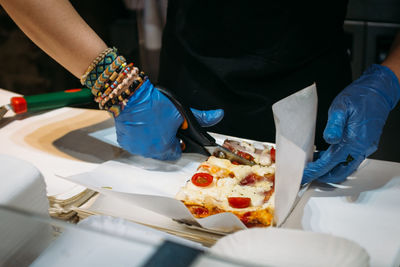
top-left (157, 86), bottom-right (255, 166)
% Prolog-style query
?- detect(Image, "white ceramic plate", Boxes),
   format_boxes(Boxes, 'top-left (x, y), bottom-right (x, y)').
top-left (210, 228), bottom-right (369, 267)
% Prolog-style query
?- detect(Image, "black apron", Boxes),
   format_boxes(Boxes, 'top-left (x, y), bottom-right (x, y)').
top-left (158, 0), bottom-right (351, 150)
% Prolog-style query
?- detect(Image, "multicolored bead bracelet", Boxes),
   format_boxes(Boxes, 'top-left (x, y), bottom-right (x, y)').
top-left (80, 47), bottom-right (114, 85)
top-left (84, 50), bottom-right (118, 89)
top-left (80, 47), bottom-right (148, 117)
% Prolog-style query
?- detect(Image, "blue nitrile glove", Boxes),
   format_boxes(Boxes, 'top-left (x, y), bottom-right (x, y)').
top-left (302, 64), bottom-right (400, 184)
top-left (115, 80), bottom-right (224, 160)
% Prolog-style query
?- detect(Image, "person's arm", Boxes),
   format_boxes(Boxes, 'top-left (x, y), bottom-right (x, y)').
top-left (302, 32), bottom-right (400, 184)
top-left (0, 0), bottom-right (106, 78)
top-left (0, 0), bottom-right (224, 160)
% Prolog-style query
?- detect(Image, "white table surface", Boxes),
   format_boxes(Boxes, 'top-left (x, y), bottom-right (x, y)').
top-left (0, 89), bottom-right (103, 198)
top-left (284, 158), bottom-right (400, 267)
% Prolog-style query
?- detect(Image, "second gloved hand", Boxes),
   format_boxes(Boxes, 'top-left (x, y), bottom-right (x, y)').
top-left (302, 64), bottom-right (400, 184)
top-left (115, 80), bottom-right (224, 160)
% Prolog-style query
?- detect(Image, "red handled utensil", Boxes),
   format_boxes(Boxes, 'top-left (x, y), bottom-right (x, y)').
top-left (0, 88), bottom-right (93, 119)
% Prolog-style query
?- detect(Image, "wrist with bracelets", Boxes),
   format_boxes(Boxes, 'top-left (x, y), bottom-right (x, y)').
top-left (80, 47), bottom-right (147, 117)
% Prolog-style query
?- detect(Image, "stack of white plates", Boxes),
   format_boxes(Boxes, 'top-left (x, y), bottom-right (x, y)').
top-left (0, 154), bottom-right (53, 266)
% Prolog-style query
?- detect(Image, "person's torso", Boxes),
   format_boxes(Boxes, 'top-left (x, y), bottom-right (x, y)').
top-left (158, 0), bottom-right (351, 147)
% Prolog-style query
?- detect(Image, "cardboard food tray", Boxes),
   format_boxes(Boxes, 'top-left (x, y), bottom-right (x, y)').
top-left (61, 84), bottom-right (317, 234)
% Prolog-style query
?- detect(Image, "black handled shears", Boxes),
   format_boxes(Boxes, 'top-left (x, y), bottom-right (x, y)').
top-left (157, 86), bottom-right (255, 166)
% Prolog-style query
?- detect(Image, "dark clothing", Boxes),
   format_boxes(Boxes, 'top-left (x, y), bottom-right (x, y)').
top-left (158, 0), bottom-right (352, 149)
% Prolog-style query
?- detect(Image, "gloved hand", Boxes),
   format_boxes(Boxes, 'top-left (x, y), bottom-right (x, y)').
top-left (115, 80), bottom-right (224, 160)
top-left (302, 64), bottom-right (400, 184)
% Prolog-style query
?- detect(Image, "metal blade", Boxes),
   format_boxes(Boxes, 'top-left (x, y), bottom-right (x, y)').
top-left (0, 105), bottom-right (10, 120)
top-left (205, 145), bottom-right (256, 166)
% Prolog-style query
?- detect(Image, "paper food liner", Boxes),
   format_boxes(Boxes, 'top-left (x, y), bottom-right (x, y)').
top-left (273, 83), bottom-right (317, 225)
top-left (63, 84), bottom-right (317, 233)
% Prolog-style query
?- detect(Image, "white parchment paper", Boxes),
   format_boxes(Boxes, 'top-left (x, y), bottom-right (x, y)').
top-left (273, 83), bottom-right (317, 225)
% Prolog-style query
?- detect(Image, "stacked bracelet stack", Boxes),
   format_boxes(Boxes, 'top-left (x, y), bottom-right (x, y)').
top-left (80, 47), bottom-right (147, 117)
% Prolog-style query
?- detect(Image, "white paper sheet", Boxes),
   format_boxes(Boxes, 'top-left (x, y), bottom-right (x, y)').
top-left (65, 160), bottom-right (246, 233)
top-left (62, 84), bottom-right (317, 232)
top-left (273, 84), bottom-right (317, 225)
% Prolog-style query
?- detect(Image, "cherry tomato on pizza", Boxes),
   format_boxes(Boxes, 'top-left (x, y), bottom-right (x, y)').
top-left (240, 173), bottom-right (263, 185)
top-left (228, 197), bottom-right (251, 208)
top-left (191, 172), bottom-right (213, 187)
top-left (270, 147), bottom-right (276, 162)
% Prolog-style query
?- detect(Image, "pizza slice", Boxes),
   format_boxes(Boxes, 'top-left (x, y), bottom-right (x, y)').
top-left (176, 141), bottom-right (276, 228)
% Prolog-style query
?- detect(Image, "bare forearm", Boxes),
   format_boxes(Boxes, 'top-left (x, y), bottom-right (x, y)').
top-left (382, 32), bottom-right (400, 80)
top-left (0, 0), bottom-right (107, 78)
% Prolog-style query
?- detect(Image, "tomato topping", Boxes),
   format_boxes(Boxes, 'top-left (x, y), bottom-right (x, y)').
top-left (263, 188), bottom-right (274, 203)
top-left (240, 173), bottom-right (263, 185)
top-left (240, 211), bottom-right (252, 224)
top-left (228, 197), bottom-right (251, 208)
top-left (231, 161), bottom-right (240, 165)
top-left (237, 151), bottom-right (255, 161)
top-left (264, 173), bottom-right (275, 183)
top-left (270, 147), bottom-right (276, 162)
top-left (189, 206), bottom-right (209, 217)
top-left (191, 172), bottom-right (213, 187)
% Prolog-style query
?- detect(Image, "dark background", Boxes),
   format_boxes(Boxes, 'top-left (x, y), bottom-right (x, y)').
top-left (344, 0), bottom-right (400, 162)
top-left (0, 0), bottom-right (399, 162)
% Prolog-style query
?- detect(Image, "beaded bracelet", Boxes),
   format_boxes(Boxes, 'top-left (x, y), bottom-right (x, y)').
top-left (99, 67), bottom-right (136, 107)
top-left (108, 67), bottom-right (139, 100)
top-left (104, 75), bottom-right (147, 116)
top-left (101, 68), bottom-right (139, 108)
top-left (99, 63), bottom-right (134, 100)
top-left (80, 47), bottom-right (115, 85)
top-left (92, 55), bottom-right (126, 92)
top-left (94, 62), bottom-right (128, 96)
top-left (80, 47), bottom-right (149, 117)
top-left (84, 50), bottom-right (119, 89)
